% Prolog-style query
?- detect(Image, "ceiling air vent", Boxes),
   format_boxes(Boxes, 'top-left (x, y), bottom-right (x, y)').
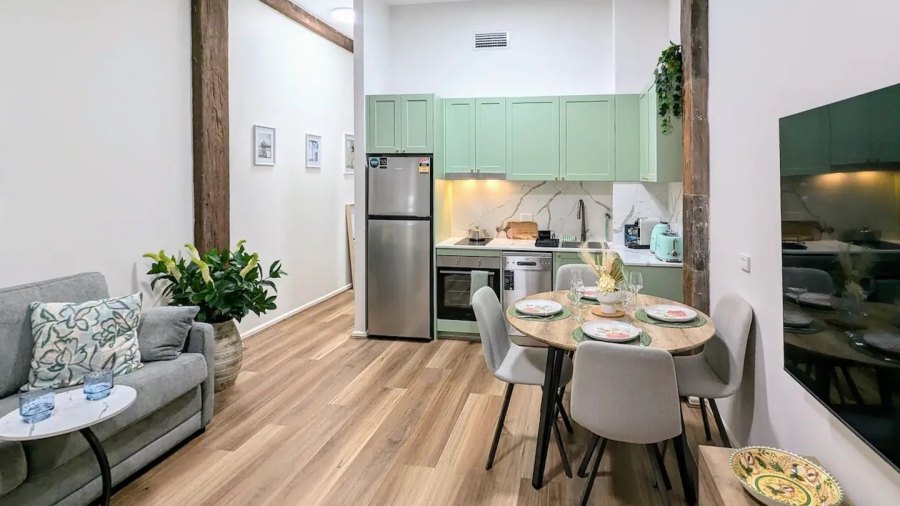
top-left (473, 31), bottom-right (509, 50)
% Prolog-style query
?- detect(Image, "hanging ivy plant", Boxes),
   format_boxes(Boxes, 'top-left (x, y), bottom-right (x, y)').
top-left (654, 42), bottom-right (683, 135)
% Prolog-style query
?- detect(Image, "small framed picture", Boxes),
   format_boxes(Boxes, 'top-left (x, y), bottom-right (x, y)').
top-left (343, 133), bottom-right (355, 174)
top-left (253, 125), bottom-right (275, 166)
top-left (306, 133), bottom-right (322, 168)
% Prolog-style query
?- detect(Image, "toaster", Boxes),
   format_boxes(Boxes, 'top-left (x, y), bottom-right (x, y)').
top-left (655, 233), bottom-right (683, 262)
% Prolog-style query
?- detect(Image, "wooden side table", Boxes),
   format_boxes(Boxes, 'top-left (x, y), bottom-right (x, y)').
top-left (698, 445), bottom-right (852, 506)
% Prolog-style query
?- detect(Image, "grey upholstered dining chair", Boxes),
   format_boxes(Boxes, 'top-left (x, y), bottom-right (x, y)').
top-left (673, 293), bottom-right (753, 447)
top-left (555, 264), bottom-right (599, 291)
top-left (782, 267), bottom-right (835, 294)
top-left (472, 287), bottom-right (573, 476)
top-left (571, 341), bottom-right (693, 506)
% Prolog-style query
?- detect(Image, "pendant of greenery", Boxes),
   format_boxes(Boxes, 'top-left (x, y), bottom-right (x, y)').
top-left (143, 240), bottom-right (286, 324)
top-left (654, 42), bottom-right (683, 135)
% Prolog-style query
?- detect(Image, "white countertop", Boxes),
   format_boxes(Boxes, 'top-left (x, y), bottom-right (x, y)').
top-left (783, 239), bottom-right (900, 254)
top-left (436, 237), bottom-right (683, 268)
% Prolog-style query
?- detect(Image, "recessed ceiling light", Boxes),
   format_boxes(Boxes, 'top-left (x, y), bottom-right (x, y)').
top-left (331, 7), bottom-right (355, 24)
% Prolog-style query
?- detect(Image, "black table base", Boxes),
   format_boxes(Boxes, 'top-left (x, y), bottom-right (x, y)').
top-left (532, 347), bottom-right (565, 489)
top-left (79, 427), bottom-right (112, 506)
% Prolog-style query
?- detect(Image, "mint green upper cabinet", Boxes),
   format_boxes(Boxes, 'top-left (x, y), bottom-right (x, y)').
top-left (475, 98), bottom-right (507, 174)
top-left (830, 85), bottom-right (900, 166)
top-left (637, 84), bottom-right (682, 183)
top-left (367, 95), bottom-right (401, 153)
top-left (507, 97), bottom-right (560, 180)
top-left (615, 95), bottom-right (641, 182)
top-left (443, 99), bottom-right (475, 174)
top-left (638, 91), bottom-right (651, 181)
top-left (559, 96), bottom-right (616, 181)
top-left (779, 107), bottom-right (831, 176)
top-left (400, 94), bottom-right (434, 153)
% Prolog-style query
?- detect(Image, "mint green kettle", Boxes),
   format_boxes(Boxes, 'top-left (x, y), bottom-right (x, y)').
top-left (649, 223), bottom-right (670, 253)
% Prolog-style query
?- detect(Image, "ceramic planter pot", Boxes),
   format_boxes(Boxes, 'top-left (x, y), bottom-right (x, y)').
top-left (212, 320), bottom-right (243, 392)
top-left (594, 290), bottom-right (622, 315)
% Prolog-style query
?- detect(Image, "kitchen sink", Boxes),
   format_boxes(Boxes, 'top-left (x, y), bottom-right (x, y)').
top-left (560, 241), bottom-right (608, 249)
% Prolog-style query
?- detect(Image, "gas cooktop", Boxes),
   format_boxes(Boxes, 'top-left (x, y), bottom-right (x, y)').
top-left (455, 238), bottom-right (492, 246)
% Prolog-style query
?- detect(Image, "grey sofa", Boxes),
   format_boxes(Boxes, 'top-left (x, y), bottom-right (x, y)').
top-left (0, 273), bottom-right (214, 506)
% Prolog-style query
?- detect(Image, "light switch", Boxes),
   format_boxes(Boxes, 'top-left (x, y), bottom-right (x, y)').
top-left (740, 254), bottom-right (751, 273)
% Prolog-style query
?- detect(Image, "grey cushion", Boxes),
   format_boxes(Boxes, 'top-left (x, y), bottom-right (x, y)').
top-left (185, 322), bottom-right (216, 426)
top-left (138, 306), bottom-right (200, 361)
top-left (20, 353), bottom-right (207, 473)
top-left (0, 273), bottom-right (108, 398)
top-left (0, 441), bottom-right (26, 496)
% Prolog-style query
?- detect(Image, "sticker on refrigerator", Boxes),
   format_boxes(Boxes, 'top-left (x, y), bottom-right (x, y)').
top-left (418, 158), bottom-right (431, 174)
top-left (379, 157), bottom-right (388, 168)
top-left (368, 157), bottom-right (380, 169)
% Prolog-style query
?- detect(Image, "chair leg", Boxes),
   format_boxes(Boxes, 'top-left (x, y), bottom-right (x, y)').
top-left (673, 434), bottom-right (696, 505)
top-left (578, 434), bottom-right (600, 478)
top-left (556, 394), bottom-right (574, 434)
top-left (699, 398), bottom-right (712, 442)
top-left (645, 445), bottom-right (671, 505)
top-left (649, 443), bottom-right (672, 490)
top-left (552, 416), bottom-right (572, 478)
top-left (486, 382), bottom-right (515, 470)
top-left (708, 399), bottom-right (731, 448)
top-left (580, 438), bottom-right (607, 506)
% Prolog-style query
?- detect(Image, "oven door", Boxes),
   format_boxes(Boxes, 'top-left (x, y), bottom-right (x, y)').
top-left (436, 268), bottom-right (501, 321)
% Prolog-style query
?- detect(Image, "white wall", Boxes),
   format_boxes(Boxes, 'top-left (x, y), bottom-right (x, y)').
top-left (0, 0), bottom-right (193, 297)
top-left (230, 0), bottom-right (355, 334)
top-left (667, 0), bottom-right (681, 45)
top-left (708, 0), bottom-right (900, 502)
top-left (386, 0), bottom-right (616, 96)
top-left (613, 0), bottom-right (670, 93)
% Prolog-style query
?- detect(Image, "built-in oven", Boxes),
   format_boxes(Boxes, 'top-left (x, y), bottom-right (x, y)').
top-left (436, 255), bottom-right (502, 321)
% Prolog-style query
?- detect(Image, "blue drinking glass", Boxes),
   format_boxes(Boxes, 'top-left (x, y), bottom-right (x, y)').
top-left (19, 388), bottom-right (55, 423)
top-left (83, 369), bottom-right (114, 401)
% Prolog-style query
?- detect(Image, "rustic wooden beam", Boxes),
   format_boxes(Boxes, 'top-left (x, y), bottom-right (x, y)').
top-left (258, 0), bottom-right (354, 53)
top-left (681, 0), bottom-right (710, 312)
top-left (192, 0), bottom-right (230, 253)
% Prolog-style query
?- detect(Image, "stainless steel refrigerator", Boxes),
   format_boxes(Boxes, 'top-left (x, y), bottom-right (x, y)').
top-left (366, 155), bottom-right (433, 340)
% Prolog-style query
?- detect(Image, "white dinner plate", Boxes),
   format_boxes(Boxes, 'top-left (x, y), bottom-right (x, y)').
top-left (515, 299), bottom-right (563, 316)
top-left (645, 304), bottom-right (698, 323)
top-left (581, 321), bottom-right (642, 343)
top-left (783, 310), bottom-right (812, 328)
top-left (797, 292), bottom-right (833, 309)
top-left (863, 332), bottom-right (900, 355)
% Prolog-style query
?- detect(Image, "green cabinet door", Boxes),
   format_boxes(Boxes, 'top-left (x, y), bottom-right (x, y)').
top-left (638, 91), bottom-right (652, 181)
top-left (829, 97), bottom-right (868, 166)
top-left (475, 98), bottom-right (507, 174)
top-left (830, 85), bottom-right (900, 165)
top-left (624, 266), bottom-right (683, 302)
top-left (779, 107), bottom-right (830, 176)
top-left (560, 96), bottom-right (616, 181)
top-left (367, 95), bottom-right (401, 153)
top-left (444, 99), bottom-right (475, 174)
top-left (507, 97), bottom-right (560, 180)
top-left (401, 94), bottom-right (434, 153)
top-left (637, 84), bottom-right (682, 183)
top-left (615, 95), bottom-right (641, 182)
top-left (866, 85), bottom-right (900, 163)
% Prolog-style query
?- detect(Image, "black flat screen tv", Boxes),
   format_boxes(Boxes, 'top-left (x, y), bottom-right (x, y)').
top-left (780, 83), bottom-right (900, 469)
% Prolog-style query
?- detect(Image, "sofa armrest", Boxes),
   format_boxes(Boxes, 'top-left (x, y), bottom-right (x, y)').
top-left (185, 322), bottom-right (215, 426)
top-left (0, 430), bottom-right (26, 496)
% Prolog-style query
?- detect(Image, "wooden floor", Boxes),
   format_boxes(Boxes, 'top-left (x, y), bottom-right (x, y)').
top-left (114, 291), bottom-right (724, 505)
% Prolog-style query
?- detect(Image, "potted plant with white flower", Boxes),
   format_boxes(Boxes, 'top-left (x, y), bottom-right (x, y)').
top-left (578, 248), bottom-right (626, 315)
top-left (143, 240), bottom-right (286, 391)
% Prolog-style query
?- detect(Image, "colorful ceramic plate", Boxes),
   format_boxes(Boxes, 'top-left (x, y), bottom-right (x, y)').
top-left (783, 310), bottom-right (813, 329)
top-left (581, 321), bottom-right (641, 343)
top-left (645, 304), bottom-right (698, 323)
top-left (863, 332), bottom-right (900, 355)
top-left (730, 447), bottom-right (843, 506)
top-left (582, 287), bottom-right (598, 300)
top-left (514, 299), bottom-right (563, 317)
top-left (797, 293), bottom-right (833, 309)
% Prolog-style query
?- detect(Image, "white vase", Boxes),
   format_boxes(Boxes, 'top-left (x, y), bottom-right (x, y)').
top-left (595, 290), bottom-right (622, 315)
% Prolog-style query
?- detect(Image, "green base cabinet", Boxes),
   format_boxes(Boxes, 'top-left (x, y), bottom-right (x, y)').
top-left (552, 252), bottom-right (683, 302)
top-left (560, 96), bottom-right (616, 181)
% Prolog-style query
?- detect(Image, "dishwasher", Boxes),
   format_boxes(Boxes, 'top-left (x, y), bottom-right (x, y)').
top-left (502, 252), bottom-right (553, 345)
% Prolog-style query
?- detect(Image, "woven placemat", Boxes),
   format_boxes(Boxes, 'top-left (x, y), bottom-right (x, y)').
top-left (507, 305), bottom-right (572, 322)
top-left (635, 309), bottom-right (707, 328)
top-left (572, 327), bottom-right (652, 347)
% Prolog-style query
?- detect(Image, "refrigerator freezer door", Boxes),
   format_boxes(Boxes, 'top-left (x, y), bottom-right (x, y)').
top-left (367, 219), bottom-right (432, 339)
top-left (367, 156), bottom-right (432, 217)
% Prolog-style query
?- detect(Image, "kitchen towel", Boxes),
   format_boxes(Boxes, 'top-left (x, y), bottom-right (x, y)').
top-left (470, 271), bottom-right (490, 303)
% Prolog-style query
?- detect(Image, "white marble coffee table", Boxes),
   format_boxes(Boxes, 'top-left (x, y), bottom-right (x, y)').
top-left (0, 385), bottom-right (136, 506)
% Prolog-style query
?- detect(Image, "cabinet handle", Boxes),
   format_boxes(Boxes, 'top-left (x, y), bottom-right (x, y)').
top-left (554, 177), bottom-right (558, 181)
top-left (561, 177), bottom-right (565, 181)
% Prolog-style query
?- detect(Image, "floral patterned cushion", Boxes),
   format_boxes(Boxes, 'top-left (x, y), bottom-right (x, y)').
top-left (22, 293), bottom-right (144, 391)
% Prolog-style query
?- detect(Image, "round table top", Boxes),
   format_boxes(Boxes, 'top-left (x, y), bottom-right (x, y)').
top-left (507, 291), bottom-right (716, 353)
top-left (0, 385), bottom-right (136, 441)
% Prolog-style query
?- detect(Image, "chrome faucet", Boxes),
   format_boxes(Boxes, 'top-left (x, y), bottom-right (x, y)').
top-left (576, 199), bottom-right (587, 243)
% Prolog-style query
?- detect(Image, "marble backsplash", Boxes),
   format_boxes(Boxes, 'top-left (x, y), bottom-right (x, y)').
top-left (448, 180), bottom-right (682, 243)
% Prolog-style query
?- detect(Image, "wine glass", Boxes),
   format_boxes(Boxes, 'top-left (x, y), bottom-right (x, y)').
top-left (569, 278), bottom-right (585, 323)
top-left (629, 271), bottom-right (644, 310)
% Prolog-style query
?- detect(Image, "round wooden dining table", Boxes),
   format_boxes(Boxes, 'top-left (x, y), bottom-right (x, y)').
top-left (506, 291), bottom-right (716, 490)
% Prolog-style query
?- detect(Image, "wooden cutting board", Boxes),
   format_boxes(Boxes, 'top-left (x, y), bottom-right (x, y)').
top-left (507, 221), bottom-right (538, 240)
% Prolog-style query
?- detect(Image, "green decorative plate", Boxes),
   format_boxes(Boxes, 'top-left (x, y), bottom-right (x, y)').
top-left (730, 447), bottom-right (843, 506)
